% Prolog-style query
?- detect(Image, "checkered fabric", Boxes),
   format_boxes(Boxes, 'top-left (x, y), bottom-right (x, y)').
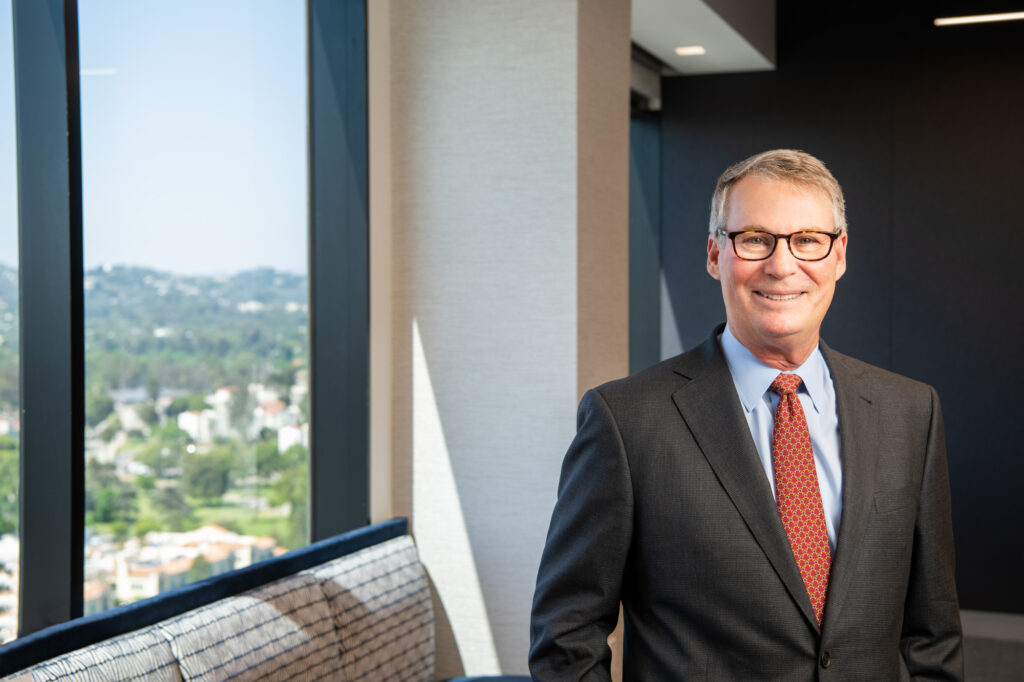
top-left (308, 535), bottom-right (434, 681)
top-left (7, 626), bottom-right (182, 682)
top-left (158, 571), bottom-right (342, 681)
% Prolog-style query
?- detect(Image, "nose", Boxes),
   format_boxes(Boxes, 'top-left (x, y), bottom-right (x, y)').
top-left (762, 237), bottom-right (800, 278)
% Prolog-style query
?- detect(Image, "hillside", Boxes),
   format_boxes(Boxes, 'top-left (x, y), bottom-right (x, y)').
top-left (0, 264), bottom-right (309, 409)
top-left (0, 264), bottom-right (16, 409)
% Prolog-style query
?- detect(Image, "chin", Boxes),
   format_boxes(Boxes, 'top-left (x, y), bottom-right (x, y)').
top-left (751, 316), bottom-right (805, 339)
top-left (757, 327), bottom-right (802, 341)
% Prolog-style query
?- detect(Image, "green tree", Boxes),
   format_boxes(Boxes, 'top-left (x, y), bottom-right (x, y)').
top-left (98, 415), bottom-right (122, 443)
top-left (269, 445), bottom-right (308, 549)
top-left (0, 351), bottom-right (19, 409)
top-left (135, 516), bottom-right (161, 538)
top-left (183, 449), bottom-right (232, 503)
top-left (265, 365), bottom-right (296, 393)
top-left (85, 458), bottom-right (137, 526)
top-left (228, 387), bottom-right (254, 439)
top-left (91, 489), bottom-right (120, 523)
top-left (149, 486), bottom-right (193, 531)
top-left (0, 436), bottom-right (18, 535)
top-left (145, 375), bottom-right (161, 402)
top-left (151, 423), bottom-right (192, 444)
top-left (136, 403), bottom-right (159, 427)
top-left (165, 394), bottom-right (209, 419)
top-left (86, 391), bottom-right (115, 428)
top-left (255, 437), bottom-right (283, 480)
top-left (133, 425), bottom-right (192, 477)
top-left (135, 443), bottom-right (180, 478)
top-left (187, 554), bottom-right (213, 582)
top-left (111, 519), bottom-right (132, 542)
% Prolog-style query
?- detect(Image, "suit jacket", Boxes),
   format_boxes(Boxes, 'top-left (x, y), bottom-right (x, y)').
top-left (530, 326), bottom-right (962, 681)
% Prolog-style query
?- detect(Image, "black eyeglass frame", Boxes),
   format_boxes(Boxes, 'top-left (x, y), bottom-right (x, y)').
top-left (715, 228), bottom-right (842, 262)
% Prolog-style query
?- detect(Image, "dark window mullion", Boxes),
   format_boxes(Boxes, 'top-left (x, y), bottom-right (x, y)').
top-left (13, 0), bottom-right (85, 636)
top-left (307, 0), bottom-right (369, 541)
top-left (9, 0), bottom-right (370, 638)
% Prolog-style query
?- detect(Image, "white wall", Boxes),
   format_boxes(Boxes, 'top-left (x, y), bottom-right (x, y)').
top-left (372, 0), bottom-right (630, 675)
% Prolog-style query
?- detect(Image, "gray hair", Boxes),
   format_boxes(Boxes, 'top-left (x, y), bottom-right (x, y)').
top-left (708, 149), bottom-right (846, 235)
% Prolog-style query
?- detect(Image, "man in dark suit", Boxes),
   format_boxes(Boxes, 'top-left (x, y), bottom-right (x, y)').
top-left (529, 150), bottom-right (963, 680)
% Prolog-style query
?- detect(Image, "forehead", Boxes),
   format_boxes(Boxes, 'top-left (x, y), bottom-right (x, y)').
top-left (726, 175), bottom-right (834, 232)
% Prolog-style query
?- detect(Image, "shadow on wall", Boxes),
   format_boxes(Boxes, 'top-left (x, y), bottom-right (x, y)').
top-left (423, 566), bottom-right (466, 678)
top-left (390, 286), bottom-right (574, 674)
top-left (393, 314), bottom-right (545, 676)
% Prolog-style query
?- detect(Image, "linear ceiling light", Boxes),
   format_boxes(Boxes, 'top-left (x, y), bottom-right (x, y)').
top-left (674, 45), bottom-right (706, 56)
top-left (934, 11), bottom-right (1024, 26)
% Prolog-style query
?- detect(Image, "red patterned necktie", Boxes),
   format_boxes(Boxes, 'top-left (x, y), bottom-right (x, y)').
top-left (770, 373), bottom-right (832, 626)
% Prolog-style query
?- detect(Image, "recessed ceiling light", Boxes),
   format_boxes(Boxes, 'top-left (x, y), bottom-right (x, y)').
top-left (934, 11), bottom-right (1024, 26)
top-left (674, 45), bottom-right (707, 57)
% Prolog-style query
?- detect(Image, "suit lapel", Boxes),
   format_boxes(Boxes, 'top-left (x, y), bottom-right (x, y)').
top-left (671, 332), bottom-right (821, 631)
top-left (819, 343), bottom-right (878, 631)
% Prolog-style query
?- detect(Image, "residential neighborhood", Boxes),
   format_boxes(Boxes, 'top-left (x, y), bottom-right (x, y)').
top-left (0, 264), bottom-right (313, 645)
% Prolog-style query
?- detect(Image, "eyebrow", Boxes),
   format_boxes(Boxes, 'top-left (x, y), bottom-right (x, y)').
top-left (731, 225), bottom-right (830, 233)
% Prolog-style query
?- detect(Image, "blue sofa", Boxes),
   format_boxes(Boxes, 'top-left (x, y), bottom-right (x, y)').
top-left (0, 518), bottom-right (529, 681)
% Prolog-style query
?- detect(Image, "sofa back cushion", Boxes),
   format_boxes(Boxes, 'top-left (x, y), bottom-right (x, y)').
top-left (309, 535), bottom-right (434, 681)
top-left (6, 626), bottom-right (182, 682)
top-left (158, 571), bottom-right (341, 681)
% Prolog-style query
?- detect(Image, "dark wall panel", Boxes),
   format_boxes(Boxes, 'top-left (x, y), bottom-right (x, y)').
top-left (660, 1), bottom-right (1024, 612)
top-left (890, 43), bottom-right (1024, 610)
top-left (629, 113), bottom-right (662, 373)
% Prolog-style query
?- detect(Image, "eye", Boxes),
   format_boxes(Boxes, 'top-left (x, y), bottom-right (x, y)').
top-left (738, 233), bottom-right (768, 246)
top-left (794, 233), bottom-right (827, 246)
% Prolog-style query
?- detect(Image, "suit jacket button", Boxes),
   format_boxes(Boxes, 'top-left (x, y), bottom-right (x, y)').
top-left (820, 651), bottom-right (831, 669)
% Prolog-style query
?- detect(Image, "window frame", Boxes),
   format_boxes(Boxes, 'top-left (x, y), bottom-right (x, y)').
top-left (12, 0), bottom-right (369, 637)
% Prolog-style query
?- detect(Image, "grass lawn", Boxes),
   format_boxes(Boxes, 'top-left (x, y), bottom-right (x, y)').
top-left (88, 481), bottom-right (297, 548)
top-left (192, 504), bottom-right (290, 540)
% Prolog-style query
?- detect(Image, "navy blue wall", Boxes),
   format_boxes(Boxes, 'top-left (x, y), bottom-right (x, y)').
top-left (629, 113), bottom-right (662, 373)
top-left (659, 2), bottom-right (1024, 612)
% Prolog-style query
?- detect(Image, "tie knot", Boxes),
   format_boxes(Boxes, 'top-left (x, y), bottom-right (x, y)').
top-left (770, 373), bottom-right (802, 396)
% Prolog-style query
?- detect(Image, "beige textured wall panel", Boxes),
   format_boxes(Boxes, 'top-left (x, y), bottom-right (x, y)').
top-left (389, 0), bottom-right (581, 675)
top-left (577, 0), bottom-right (631, 398)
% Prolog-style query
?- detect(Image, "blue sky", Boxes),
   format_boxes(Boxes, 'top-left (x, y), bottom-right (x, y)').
top-left (0, 0), bottom-right (15, 270)
top-left (1, 0), bottom-right (307, 275)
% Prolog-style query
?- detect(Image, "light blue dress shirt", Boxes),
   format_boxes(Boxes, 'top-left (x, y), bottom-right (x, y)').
top-left (720, 325), bottom-right (843, 550)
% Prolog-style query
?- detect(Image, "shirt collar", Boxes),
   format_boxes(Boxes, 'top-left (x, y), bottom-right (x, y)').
top-left (720, 324), bottom-right (830, 415)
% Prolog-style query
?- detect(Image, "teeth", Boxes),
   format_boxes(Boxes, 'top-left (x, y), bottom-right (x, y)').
top-left (760, 292), bottom-right (800, 301)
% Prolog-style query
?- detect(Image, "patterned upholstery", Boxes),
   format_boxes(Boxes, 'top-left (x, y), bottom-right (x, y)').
top-left (0, 525), bottom-right (453, 682)
top-left (10, 626), bottom-right (181, 681)
top-left (309, 535), bottom-right (434, 682)
top-left (158, 571), bottom-right (342, 681)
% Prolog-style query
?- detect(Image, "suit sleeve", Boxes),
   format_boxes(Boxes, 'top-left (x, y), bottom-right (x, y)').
top-left (900, 386), bottom-right (964, 681)
top-left (529, 389), bottom-right (633, 681)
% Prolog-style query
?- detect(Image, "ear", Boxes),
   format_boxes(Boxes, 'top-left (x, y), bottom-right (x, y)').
top-left (707, 235), bottom-right (722, 280)
top-left (833, 231), bottom-right (848, 281)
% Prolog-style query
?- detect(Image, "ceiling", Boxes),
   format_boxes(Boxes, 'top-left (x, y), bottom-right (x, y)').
top-left (631, 0), bottom-right (776, 75)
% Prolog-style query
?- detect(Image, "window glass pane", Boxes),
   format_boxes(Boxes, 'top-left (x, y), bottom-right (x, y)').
top-left (0, 0), bottom-right (19, 646)
top-left (79, 0), bottom-right (308, 613)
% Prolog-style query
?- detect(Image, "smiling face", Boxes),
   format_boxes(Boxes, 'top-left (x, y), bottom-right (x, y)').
top-left (707, 174), bottom-right (848, 369)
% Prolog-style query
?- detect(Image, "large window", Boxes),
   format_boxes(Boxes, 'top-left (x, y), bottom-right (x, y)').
top-left (5, 0), bottom-right (368, 645)
top-left (79, 0), bottom-right (309, 615)
top-left (0, 0), bottom-right (18, 647)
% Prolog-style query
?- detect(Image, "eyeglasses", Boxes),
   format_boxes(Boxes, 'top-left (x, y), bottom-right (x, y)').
top-left (716, 229), bottom-right (840, 262)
